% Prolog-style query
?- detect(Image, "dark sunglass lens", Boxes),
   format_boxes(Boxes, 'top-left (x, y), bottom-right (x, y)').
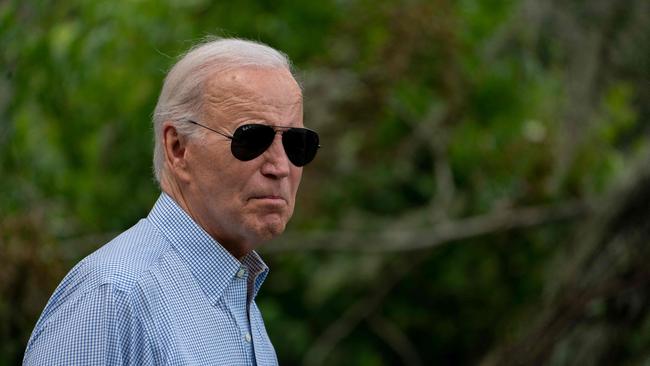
top-left (282, 128), bottom-right (320, 166)
top-left (231, 124), bottom-right (276, 161)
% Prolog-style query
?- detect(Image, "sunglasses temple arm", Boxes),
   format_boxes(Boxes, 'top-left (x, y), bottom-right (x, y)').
top-left (187, 120), bottom-right (233, 140)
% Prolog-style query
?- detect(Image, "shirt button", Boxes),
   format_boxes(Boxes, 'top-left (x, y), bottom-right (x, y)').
top-left (244, 332), bottom-right (252, 343)
top-left (236, 268), bottom-right (247, 278)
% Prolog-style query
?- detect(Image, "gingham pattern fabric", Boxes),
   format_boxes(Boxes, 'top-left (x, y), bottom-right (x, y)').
top-left (24, 193), bottom-right (278, 365)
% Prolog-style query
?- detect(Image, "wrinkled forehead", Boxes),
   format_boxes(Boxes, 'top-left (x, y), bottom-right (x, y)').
top-left (204, 67), bottom-right (302, 107)
top-left (199, 67), bottom-right (303, 129)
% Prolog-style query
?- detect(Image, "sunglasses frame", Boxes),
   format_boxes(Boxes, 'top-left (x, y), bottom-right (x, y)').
top-left (186, 120), bottom-right (320, 166)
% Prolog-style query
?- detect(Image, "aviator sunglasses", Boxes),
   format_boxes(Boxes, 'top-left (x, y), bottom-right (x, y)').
top-left (187, 120), bottom-right (320, 167)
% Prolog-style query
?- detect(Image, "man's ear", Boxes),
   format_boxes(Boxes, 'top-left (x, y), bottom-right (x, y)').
top-left (162, 121), bottom-right (192, 183)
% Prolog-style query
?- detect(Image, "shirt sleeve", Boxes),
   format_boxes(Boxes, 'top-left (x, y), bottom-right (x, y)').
top-left (23, 284), bottom-right (153, 366)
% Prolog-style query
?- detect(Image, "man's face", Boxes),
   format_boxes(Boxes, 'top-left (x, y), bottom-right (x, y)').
top-left (178, 67), bottom-right (304, 257)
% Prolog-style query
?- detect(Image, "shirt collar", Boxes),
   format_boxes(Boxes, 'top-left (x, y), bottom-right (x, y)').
top-left (241, 250), bottom-right (270, 301)
top-left (147, 193), bottom-right (270, 305)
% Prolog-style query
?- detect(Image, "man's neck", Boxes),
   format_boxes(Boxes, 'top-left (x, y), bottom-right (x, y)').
top-left (159, 173), bottom-right (253, 260)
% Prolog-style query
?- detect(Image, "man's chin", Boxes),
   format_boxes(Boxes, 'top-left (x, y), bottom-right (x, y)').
top-left (261, 222), bottom-right (286, 240)
top-left (255, 216), bottom-right (287, 241)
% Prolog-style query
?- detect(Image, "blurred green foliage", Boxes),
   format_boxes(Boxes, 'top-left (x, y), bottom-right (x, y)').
top-left (1, 0), bottom-right (648, 365)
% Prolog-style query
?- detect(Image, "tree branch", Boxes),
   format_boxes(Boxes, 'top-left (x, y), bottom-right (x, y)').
top-left (302, 254), bottom-right (429, 366)
top-left (266, 200), bottom-right (592, 253)
top-left (368, 314), bottom-right (423, 366)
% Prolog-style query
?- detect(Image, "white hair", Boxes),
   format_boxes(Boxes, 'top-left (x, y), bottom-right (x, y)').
top-left (152, 37), bottom-right (293, 184)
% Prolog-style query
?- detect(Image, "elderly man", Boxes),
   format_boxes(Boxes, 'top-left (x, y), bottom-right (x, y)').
top-left (24, 38), bottom-right (319, 365)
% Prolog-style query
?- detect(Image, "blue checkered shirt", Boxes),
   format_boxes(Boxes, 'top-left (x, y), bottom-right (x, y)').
top-left (24, 193), bottom-right (279, 365)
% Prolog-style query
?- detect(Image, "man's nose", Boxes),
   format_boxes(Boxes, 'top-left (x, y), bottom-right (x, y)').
top-left (260, 134), bottom-right (291, 178)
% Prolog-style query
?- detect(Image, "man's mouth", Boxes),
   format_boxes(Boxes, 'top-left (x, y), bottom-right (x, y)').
top-left (249, 195), bottom-right (286, 202)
